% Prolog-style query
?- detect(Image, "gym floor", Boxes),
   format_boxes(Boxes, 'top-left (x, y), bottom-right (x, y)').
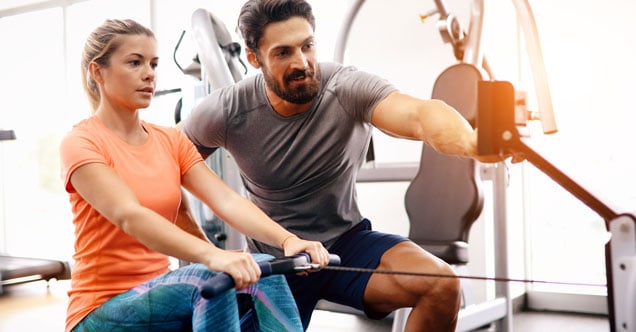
top-left (0, 279), bottom-right (609, 331)
top-left (307, 309), bottom-right (610, 332)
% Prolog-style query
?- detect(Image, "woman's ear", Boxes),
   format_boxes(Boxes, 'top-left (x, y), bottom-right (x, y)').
top-left (245, 48), bottom-right (261, 69)
top-left (88, 62), bottom-right (103, 85)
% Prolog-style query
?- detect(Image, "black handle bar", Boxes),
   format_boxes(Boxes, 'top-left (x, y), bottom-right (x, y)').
top-left (200, 253), bottom-right (341, 299)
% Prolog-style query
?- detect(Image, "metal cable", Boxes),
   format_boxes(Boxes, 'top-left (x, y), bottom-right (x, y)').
top-left (320, 265), bottom-right (606, 288)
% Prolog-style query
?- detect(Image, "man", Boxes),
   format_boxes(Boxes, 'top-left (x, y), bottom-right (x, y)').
top-left (181, 0), bottom-right (509, 330)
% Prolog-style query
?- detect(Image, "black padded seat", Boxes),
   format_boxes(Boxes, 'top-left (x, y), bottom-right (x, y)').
top-left (405, 63), bottom-right (485, 266)
top-left (0, 255), bottom-right (71, 293)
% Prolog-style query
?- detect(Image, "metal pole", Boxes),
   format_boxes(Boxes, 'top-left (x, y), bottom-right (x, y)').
top-left (333, 0), bottom-right (365, 63)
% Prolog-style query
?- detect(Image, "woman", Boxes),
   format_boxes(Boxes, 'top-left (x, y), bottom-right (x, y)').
top-left (60, 18), bottom-right (329, 332)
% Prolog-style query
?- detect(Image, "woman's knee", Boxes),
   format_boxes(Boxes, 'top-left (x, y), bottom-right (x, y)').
top-left (243, 274), bottom-right (291, 294)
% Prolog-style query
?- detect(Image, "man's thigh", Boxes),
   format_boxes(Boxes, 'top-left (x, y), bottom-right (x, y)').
top-left (287, 219), bottom-right (408, 321)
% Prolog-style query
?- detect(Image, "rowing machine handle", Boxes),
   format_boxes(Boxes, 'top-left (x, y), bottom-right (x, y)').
top-left (200, 253), bottom-right (340, 299)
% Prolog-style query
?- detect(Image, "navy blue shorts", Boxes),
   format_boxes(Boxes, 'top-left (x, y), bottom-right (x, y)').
top-left (285, 219), bottom-right (408, 329)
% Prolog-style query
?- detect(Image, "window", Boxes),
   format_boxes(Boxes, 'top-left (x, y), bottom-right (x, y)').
top-left (0, 8), bottom-right (71, 259)
top-left (0, 0), bottom-right (150, 261)
top-left (524, 0), bottom-right (636, 305)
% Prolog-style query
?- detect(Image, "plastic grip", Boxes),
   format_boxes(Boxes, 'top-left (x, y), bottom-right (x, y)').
top-left (328, 254), bottom-right (341, 266)
top-left (293, 253), bottom-right (341, 266)
top-left (200, 260), bottom-right (272, 299)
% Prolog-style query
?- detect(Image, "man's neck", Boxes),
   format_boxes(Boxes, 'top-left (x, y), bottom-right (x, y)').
top-left (265, 88), bottom-right (313, 117)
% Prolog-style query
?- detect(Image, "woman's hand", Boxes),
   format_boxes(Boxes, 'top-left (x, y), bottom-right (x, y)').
top-left (203, 249), bottom-right (262, 290)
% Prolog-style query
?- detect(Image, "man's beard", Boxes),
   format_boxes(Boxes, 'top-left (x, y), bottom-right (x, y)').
top-left (263, 65), bottom-right (321, 104)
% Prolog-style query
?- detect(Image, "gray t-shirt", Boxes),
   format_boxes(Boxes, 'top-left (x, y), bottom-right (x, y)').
top-left (183, 62), bottom-right (396, 256)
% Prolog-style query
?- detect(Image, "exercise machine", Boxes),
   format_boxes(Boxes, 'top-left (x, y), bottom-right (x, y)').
top-left (174, 8), bottom-right (249, 251)
top-left (478, 80), bottom-right (636, 332)
top-left (0, 129), bottom-right (71, 294)
top-left (0, 255), bottom-right (71, 294)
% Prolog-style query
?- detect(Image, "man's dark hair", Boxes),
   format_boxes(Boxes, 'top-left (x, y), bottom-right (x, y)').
top-left (238, 0), bottom-right (316, 51)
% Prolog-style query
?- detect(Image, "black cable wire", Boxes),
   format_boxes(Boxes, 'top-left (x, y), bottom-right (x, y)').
top-left (320, 265), bottom-right (607, 288)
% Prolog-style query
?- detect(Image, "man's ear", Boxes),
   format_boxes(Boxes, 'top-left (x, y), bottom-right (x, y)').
top-left (245, 48), bottom-right (261, 69)
top-left (88, 62), bottom-right (104, 84)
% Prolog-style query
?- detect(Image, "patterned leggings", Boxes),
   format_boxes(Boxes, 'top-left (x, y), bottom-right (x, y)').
top-left (72, 254), bottom-right (303, 332)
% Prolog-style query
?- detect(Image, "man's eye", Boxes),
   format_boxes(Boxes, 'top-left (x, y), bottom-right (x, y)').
top-left (276, 50), bottom-right (289, 57)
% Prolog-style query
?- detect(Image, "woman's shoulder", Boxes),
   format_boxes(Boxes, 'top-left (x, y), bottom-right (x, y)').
top-left (63, 116), bottom-right (102, 144)
top-left (142, 121), bottom-right (175, 134)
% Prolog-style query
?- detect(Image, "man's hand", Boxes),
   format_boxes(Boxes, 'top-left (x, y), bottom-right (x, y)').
top-left (475, 151), bottom-right (526, 164)
top-left (471, 129), bottom-right (526, 164)
top-left (281, 236), bottom-right (330, 269)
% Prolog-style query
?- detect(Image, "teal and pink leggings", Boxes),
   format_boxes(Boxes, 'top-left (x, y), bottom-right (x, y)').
top-left (72, 254), bottom-right (303, 331)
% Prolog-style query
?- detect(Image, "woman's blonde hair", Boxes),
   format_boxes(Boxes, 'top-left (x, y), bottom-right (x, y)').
top-left (81, 19), bottom-right (155, 112)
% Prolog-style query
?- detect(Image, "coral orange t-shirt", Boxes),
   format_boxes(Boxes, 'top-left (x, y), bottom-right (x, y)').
top-left (59, 116), bottom-right (202, 332)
